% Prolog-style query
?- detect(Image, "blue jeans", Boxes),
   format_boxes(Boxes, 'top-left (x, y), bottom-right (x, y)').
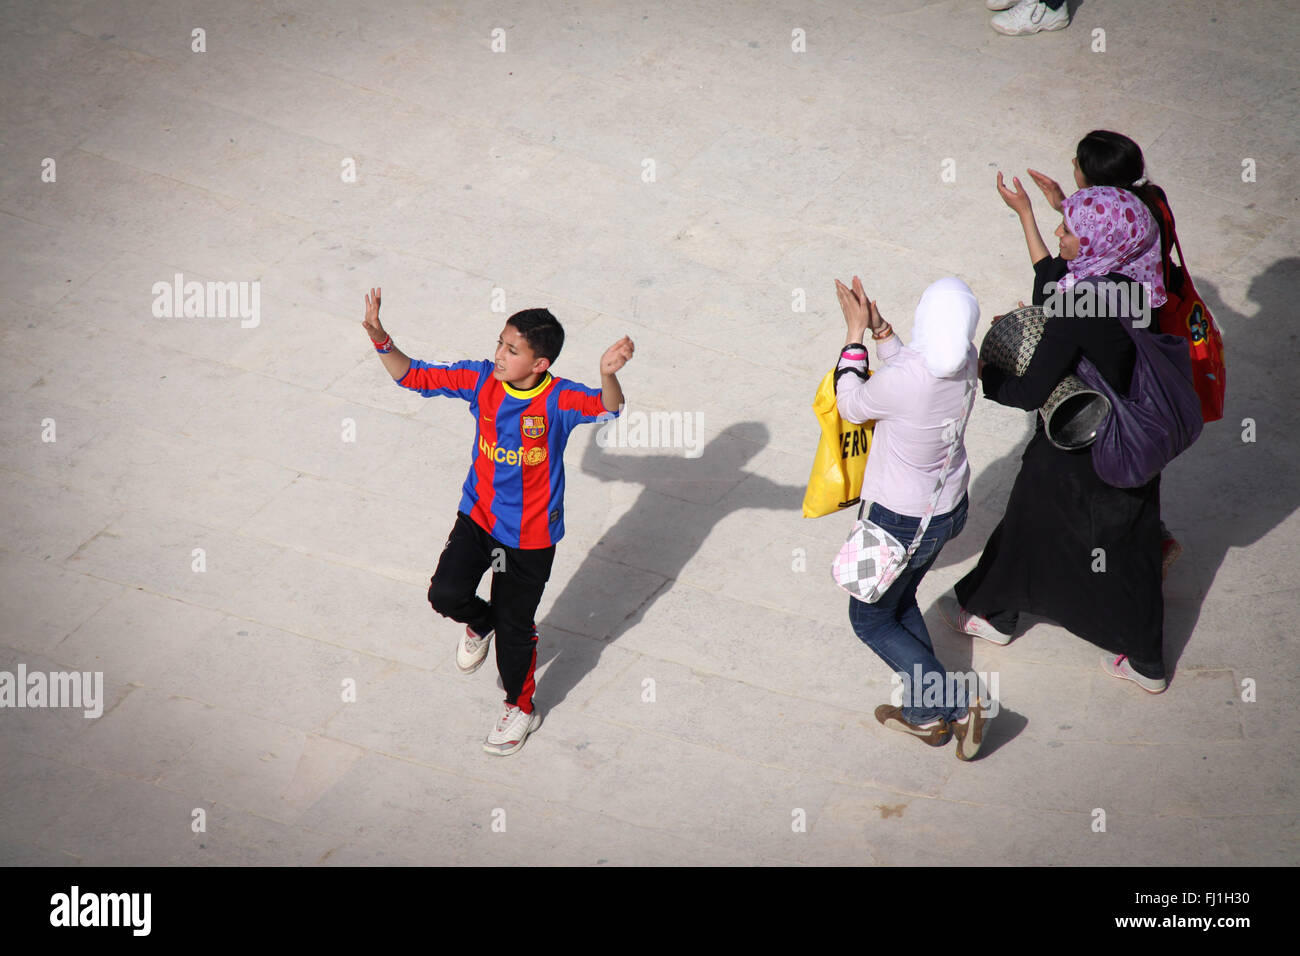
top-left (848, 494), bottom-right (969, 724)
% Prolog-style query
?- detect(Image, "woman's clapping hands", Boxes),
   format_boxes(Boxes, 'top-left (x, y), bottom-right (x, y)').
top-left (835, 276), bottom-right (870, 336)
top-left (835, 275), bottom-right (887, 336)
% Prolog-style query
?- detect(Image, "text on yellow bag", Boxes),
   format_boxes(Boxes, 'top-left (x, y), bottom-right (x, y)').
top-left (802, 367), bottom-right (873, 518)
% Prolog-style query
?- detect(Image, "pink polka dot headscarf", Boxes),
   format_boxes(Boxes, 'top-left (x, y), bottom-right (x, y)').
top-left (1059, 186), bottom-right (1167, 308)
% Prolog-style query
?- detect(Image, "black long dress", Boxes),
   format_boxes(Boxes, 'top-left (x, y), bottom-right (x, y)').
top-left (954, 257), bottom-right (1164, 675)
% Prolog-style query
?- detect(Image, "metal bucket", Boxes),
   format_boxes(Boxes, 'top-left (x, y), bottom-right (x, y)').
top-left (980, 305), bottom-right (1111, 450)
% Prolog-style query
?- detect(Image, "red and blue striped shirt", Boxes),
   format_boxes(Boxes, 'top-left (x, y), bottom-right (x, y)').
top-left (398, 358), bottom-right (616, 549)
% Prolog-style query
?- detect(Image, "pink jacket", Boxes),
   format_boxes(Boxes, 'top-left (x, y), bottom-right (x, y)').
top-left (836, 334), bottom-right (975, 518)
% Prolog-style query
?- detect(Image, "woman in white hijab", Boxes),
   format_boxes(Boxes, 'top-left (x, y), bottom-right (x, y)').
top-left (833, 275), bottom-right (989, 759)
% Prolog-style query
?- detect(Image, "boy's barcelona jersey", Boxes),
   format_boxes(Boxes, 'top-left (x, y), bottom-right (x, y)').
top-left (398, 358), bottom-right (615, 549)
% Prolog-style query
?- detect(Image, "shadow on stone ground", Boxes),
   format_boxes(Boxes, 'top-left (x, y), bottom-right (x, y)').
top-left (534, 421), bottom-right (803, 711)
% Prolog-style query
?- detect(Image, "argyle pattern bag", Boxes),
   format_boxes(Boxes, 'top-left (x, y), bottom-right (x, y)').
top-left (832, 377), bottom-right (975, 603)
top-left (832, 514), bottom-right (909, 603)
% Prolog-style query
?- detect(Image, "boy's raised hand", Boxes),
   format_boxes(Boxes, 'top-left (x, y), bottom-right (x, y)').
top-left (601, 336), bottom-right (635, 375)
top-left (362, 286), bottom-right (386, 342)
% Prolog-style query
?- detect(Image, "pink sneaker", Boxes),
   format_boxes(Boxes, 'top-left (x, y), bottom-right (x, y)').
top-left (1101, 655), bottom-right (1168, 694)
top-left (938, 594), bottom-right (1012, 645)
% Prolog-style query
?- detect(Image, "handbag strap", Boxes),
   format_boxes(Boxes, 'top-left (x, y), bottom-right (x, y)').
top-left (1153, 188), bottom-right (1190, 289)
top-left (1171, 232), bottom-right (1190, 278)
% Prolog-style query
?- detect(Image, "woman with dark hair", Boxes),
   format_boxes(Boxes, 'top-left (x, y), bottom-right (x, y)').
top-left (939, 181), bottom-right (1171, 694)
top-left (1027, 130), bottom-right (1172, 255)
top-left (1025, 130), bottom-right (1185, 576)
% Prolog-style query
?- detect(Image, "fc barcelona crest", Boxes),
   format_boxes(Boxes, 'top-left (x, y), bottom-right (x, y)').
top-left (521, 415), bottom-right (546, 439)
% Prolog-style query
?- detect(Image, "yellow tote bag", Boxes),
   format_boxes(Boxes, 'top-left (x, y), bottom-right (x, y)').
top-left (802, 367), bottom-right (873, 518)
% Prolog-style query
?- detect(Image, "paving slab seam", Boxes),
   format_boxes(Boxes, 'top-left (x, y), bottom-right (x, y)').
top-left (1011, 735), bottom-right (1245, 747)
top-left (37, 581), bottom-right (440, 670)
top-left (543, 623), bottom-right (933, 719)
top-left (501, 106), bottom-right (732, 185)
top-left (583, 574), bottom-right (835, 634)
top-left (12, 806), bottom-right (363, 865)
top-left (57, 147), bottom-right (494, 268)
top-left (569, 716), bottom-right (962, 796)
top-left (2, 550), bottom-right (127, 617)
top-left (6, 745), bottom-right (593, 855)
top-left (306, 748), bottom-right (592, 807)
top-left (567, 647), bottom-right (644, 711)
top-left (125, 685), bottom-right (386, 741)
top-left (1131, 811), bottom-right (1300, 821)
top-left (3, 479), bottom-right (131, 553)
top-left (4, 747), bottom-right (361, 844)
top-left (313, 845), bottom-right (424, 867)
top-left (1208, 585), bottom-right (1300, 600)
top-left (589, 663), bottom-right (898, 721)
top-left (814, 778), bottom-right (957, 804)
top-left (558, 642), bottom-right (901, 717)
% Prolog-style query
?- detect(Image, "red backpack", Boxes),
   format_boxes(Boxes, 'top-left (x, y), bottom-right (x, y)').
top-left (1149, 187), bottom-right (1226, 423)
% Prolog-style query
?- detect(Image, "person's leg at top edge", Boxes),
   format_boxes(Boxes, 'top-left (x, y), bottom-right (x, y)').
top-left (990, 0), bottom-right (1070, 37)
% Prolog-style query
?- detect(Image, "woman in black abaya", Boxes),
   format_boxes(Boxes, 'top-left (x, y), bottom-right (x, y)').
top-left (939, 178), bottom-right (1169, 692)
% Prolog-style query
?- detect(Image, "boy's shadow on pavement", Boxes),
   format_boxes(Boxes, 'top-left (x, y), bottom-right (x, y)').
top-left (530, 421), bottom-right (803, 713)
top-left (926, 256), bottom-right (1300, 689)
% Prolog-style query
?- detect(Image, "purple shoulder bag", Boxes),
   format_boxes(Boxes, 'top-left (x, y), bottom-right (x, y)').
top-left (1072, 278), bottom-right (1204, 488)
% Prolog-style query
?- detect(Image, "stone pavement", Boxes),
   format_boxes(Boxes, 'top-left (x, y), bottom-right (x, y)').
top-left (1, 0), bottom-right (1296, 866)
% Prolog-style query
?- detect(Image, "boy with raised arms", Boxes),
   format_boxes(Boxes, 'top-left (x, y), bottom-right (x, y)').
top-left (363, 288), bottom-right (634, 755)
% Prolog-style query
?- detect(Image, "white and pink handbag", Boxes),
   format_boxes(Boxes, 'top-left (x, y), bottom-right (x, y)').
top-left (832, 378), bottom-right (975, 603)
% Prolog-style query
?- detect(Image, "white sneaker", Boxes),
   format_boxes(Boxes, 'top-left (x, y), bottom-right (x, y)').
top-left (937, 593), bottom-right (1013, 645)
top-left (986, 0), bottom-right (1019, 9)
top-left (483, 703), bottom-right (540, 756)
top-left (1101, 655), bottom-right (1168, 694)
top-left (456, 624), bottom-right (493, 674)
top-left (991, 1), bottom-right (1070, 36)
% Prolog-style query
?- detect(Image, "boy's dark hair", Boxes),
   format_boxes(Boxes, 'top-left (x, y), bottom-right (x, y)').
top-left (507, 308), bottom-right (564, 364)
top-left (1076, 129), bottom-right (1167, 248)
